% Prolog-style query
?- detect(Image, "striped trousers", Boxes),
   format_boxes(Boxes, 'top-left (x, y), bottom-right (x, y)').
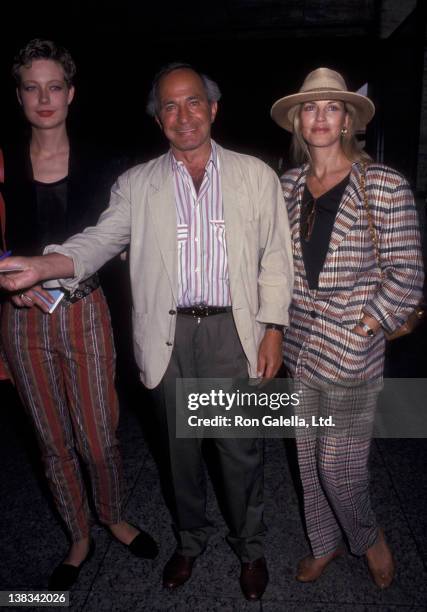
top-left (1, 289), bottom-right (123, 541)
top-left (294, 380), bottom-right (380, 557)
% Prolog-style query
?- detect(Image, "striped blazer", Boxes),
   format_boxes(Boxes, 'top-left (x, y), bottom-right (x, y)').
top-left (281, 162), bottom-right (424, 383)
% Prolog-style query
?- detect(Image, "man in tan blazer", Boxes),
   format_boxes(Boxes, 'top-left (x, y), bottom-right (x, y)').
top-left (0, 63), bottom-right (293, 600)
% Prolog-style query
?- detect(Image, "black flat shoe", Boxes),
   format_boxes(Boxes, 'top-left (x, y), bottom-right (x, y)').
top-left (127, 527), bottom-right (158, 559)
top-left (48, 539), bottom-right (95, 591)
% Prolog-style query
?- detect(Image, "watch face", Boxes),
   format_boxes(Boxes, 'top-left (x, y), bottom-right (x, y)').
top-left (358, 321), bottom-right (374, 336)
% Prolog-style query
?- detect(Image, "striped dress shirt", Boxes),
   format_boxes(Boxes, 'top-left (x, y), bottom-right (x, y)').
top-left (171, 141), bottom-right (231, 307)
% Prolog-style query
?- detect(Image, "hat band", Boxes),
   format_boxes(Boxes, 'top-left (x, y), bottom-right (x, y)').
top-left (300, 86), bottom-right (346, 93)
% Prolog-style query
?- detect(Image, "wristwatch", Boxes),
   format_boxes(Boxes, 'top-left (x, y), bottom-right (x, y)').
top-left (356, 320), bottom-right (375, 337)
top-left (266, 323), bottom-right (284, 332)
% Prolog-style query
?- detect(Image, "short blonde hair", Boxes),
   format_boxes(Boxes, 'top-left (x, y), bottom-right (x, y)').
top-left (12, 39), bottom-right (76, 88)
top-left (290, 102), bottom-right (371, 167)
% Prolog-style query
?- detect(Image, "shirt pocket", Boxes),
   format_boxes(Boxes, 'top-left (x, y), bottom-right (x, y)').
top-left (177, 223), bottom-right (188, 249)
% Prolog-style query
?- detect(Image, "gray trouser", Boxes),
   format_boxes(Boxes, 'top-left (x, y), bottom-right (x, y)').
top-left (149, 312), bottom-right (265, 562)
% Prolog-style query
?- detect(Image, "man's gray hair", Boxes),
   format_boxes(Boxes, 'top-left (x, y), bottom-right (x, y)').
top-left (146, 62), bottom-right (221, 117)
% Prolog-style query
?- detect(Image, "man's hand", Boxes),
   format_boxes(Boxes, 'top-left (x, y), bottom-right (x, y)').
top-left (10, 284), bottom-right (55, 314)
top-left (257, 328), bottom-right (283, 380)
top-left (0, 254), bottom-right (74, 294)
top-left (0, 256), bottom-right (42, 293)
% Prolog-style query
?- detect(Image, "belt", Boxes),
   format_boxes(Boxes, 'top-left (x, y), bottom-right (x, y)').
top-left (62, 274), bottom-right (100, 306)
top-left (177, 305), bottom-right (232, 318)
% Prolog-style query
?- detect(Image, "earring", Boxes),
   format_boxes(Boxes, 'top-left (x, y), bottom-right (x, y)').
top-left (341, 127), bottom-right (348, 135)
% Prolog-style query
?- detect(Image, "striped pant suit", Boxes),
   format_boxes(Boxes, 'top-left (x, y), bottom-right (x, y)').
top-left (281, 162), bottom-right (424, 558)
top-left (1, 288), bottom-right (123, 541)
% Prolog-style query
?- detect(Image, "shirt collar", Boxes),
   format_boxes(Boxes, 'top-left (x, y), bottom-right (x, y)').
top-left (170, 139), bottom-right (218, 173)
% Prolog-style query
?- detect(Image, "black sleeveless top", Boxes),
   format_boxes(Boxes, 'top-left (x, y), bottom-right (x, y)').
top-left (301, 174), bottom-right (350, 290)
top-left (34, 177), bottom-right (69, 249)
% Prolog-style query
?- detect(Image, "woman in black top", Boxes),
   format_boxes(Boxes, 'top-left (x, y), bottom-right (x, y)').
top-left (0, 39), bottom-right (157, 590)
top-left (271, 68), bottom-right (423, 588)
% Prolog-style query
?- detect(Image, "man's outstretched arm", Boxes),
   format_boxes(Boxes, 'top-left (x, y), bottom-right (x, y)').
top-left (0, 168), bottom-right (133, 308)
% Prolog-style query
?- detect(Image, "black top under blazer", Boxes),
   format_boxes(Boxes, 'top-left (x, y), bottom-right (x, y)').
top-left (2, 138), bottom-right (127, 256)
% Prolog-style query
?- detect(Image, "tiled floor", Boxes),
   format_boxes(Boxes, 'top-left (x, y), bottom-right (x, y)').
top-left (1, 336), bottom-right (427, 611)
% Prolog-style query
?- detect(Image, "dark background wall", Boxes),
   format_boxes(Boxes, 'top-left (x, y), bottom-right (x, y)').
top-left (0, 0), bottom-right (426, 188)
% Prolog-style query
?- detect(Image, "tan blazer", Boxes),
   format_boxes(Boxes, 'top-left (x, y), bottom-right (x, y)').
top-left (47, 144), bottom-right (293, 388)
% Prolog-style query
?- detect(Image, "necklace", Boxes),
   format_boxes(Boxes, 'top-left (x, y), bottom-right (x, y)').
top-left (301, 196), bottom-right (316, 242)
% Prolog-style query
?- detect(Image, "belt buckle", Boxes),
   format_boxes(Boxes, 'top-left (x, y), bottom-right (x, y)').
top-left (192, 303), bottom-right (208, 323)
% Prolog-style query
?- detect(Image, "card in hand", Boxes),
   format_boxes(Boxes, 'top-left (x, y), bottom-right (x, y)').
top-left (34, 288), bottom-right (65, 314)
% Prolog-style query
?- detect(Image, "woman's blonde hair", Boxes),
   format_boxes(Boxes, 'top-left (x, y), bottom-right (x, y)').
top-left (12, 39), bottom-right (76, 88)
top-left (290, 102), bottom-right (372, 167)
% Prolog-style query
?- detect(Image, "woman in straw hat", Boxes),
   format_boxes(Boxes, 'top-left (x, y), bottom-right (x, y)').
top-left (271, 68), bottom-right (424, 587)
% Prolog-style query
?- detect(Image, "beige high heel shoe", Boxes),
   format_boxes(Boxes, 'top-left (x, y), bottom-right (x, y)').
top-left (296, 548), bottom-right (344, 582)
top-left (366, 528), bottom-right (395, 589)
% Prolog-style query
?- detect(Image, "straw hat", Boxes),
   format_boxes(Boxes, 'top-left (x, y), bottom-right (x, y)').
top-left (270, 67), bottom-right (375, 132)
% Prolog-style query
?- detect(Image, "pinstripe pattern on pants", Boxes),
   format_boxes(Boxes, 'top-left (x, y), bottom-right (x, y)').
top-left (1, 288), bottom-right (123, 541)
top-left (294, 380), bottom-right (379, 558)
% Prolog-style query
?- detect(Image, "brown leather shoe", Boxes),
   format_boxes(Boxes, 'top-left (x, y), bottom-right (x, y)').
top-left (366, 528), bottom-right (395, 589)
top-left (240, 557), bottom-right (268, 601)
top-left (162, 552), bottom-right (196, 589)
top-left (296, 548), bottom-right (344, 582)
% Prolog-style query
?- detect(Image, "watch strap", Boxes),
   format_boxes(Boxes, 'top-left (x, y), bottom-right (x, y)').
top-left (266, 323), bottom-right (284, 332)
